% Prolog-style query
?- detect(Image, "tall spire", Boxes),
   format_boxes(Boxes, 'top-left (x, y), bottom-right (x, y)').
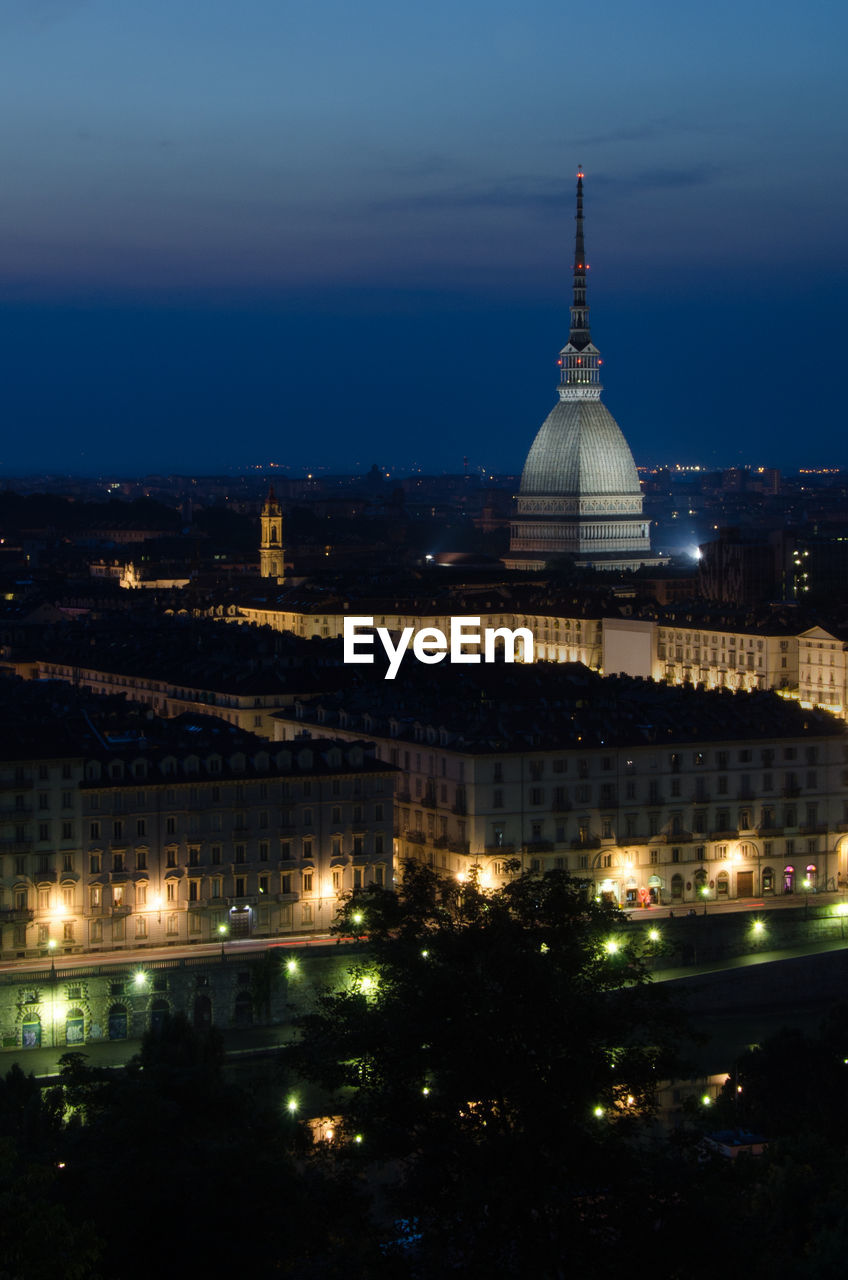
top-left (558, 165), bottom-right (602, 401)
top-left (570, 165), bottom-right (590, 348)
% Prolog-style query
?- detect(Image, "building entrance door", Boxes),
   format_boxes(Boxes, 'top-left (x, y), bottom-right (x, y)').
top-left (736, 871), bottom-right (754, 898)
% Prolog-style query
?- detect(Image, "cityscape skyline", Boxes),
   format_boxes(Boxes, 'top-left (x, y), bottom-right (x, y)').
top-left (0, 1), bottom-right (844, 475)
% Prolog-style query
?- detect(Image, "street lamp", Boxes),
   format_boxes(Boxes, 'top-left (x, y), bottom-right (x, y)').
top-left (218, 922), bottom-right (228, 959)
top-left (700, 885), bottom-right (710, 916)
top-left (47, 937), bottom-right (56, 974)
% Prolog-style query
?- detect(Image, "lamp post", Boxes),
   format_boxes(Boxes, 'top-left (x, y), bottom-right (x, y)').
top-left (48, 939), bottom-right (57, 1049)
top-left (218, 922), bottom-right (228, 960)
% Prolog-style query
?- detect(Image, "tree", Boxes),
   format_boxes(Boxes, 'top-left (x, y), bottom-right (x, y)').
top-left (287, 863), bottom-right (688, 1275)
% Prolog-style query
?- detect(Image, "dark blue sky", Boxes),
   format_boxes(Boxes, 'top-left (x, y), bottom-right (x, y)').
top-left (0, 0), bottom-right (845, 475)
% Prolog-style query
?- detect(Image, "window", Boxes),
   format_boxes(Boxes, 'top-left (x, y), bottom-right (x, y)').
top-left (375, 834), bottom-right (384, 855)
top-left (90, 821), bottom-right (101, 840)
top-left (166, 882), bottom-right (176, 902)
top-left (166, 816), bottom-right (176, 834)
top-left (135, 916), bottom-right (147, 938)
top-left (332, 869), bottom-right (342, 892)
top-left (136, 819), bottom-right (146, 837)
top-left (113, 853), bottom-right (124, 872)
top-left (303, 870), bottom-right (313, 894)
top-left (62, 853), bottom-right (74, 872)
top-left (211, 845), bottom-right (222, 865)
top-left (137, 884), bottom-right (147, 906)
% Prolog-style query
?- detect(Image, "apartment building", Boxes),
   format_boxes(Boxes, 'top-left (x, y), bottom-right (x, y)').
top-left (273, 663), bottom-right (848, 907)
top-left (220, 589), bottom-right (848, 719)
top-left (0, 681), bottom-right (395, 961)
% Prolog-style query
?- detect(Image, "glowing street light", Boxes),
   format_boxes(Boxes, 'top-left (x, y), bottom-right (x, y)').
top-left (286, 1097), bottom-right (298, 1115)
top-left (648, 928), bottom-right (661, 943)
top-left (286, 958), bottom-right (299, 975)
top-left (218, 922), bottom-right (229, 958)
top-left (134, 970), bottom-right (147, 988)
top-left (604, 939), bottom-right (620, 956)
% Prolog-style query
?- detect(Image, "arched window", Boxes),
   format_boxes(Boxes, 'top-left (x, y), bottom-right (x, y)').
top-left (671, 874), bottom-right (684, 900)
top-left (716, 871), bottom-right (729, 896)
top-left (762, 867), bottom-right (775, 894)
top-left (805, 864), bottom-right (817, 890)
top-left (193, 995), bottom-right (212, 1031)
top-left (108, 1004), bottom-right (128, 1040)
top-left (22, 1014), bottom-right (41, 1049)
top-left (783, 865), bottom-right (795, 894)
top-left (150, 999), bottom-right (169, 1034)
top-left (66, 1008), bottom-right (85, 1045)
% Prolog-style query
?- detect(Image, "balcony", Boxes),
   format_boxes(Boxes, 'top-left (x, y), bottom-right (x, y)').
top-left (0, 908), bottom-right (34, 922)
top-left (757, 826), bottom-right (784, 837)
top-left (32, 869), bottom-right (57, 883)
top-left (665, 831), bottom-right (693, 844)
top-left (0, 806), bottom-right (32, 819)
top-left (710, 830), bottom-right (738, 841)
top-left (524, 840), bottom-right (554, 854)
top-left (396, 790), bottom-right (411, 803)
top-left (783, 785), bottom-right (801, 798)
top-left (800, 823), bottom-right (827, 836)
top-left (448, 840), bottom-right (470, 855)
top-left (570, 837), bottom-right (601, 851)
top-left (485, 844), bottom-right (516, 855)
top-left (404, 829), bottom-right (426, 844)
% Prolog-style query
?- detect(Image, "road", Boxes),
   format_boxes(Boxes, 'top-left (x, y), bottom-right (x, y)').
top-left (0, 931), bottom-right (349, 975)
top-left (625, 888), bottom-right (845, 921)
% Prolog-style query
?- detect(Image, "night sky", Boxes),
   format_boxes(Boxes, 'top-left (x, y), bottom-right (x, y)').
top-left (0, 0), bottom-right (845, 476)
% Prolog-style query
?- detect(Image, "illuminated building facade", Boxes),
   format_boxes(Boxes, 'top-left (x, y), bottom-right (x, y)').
top-left (0, 725), bottom-right (394, 961)
top-left (506, 169), bottom-right (660, 571)
top-left (275, 679), bottom-right (848, 907)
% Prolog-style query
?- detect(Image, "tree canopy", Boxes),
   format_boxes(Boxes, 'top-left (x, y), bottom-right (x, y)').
top-left (287, 862), bottom-right (689, 1274)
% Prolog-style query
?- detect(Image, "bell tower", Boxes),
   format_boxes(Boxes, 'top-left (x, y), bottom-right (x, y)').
top-left (259, 484), bottom-right (284, 582)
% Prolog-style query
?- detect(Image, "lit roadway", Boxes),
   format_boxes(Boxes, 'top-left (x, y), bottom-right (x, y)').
top-left (0, 932), bottom-right (352, 975)
top-left (625, 888), bottom-right (846, 921)
top-left (0, 889), bottom-right (843, 974)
